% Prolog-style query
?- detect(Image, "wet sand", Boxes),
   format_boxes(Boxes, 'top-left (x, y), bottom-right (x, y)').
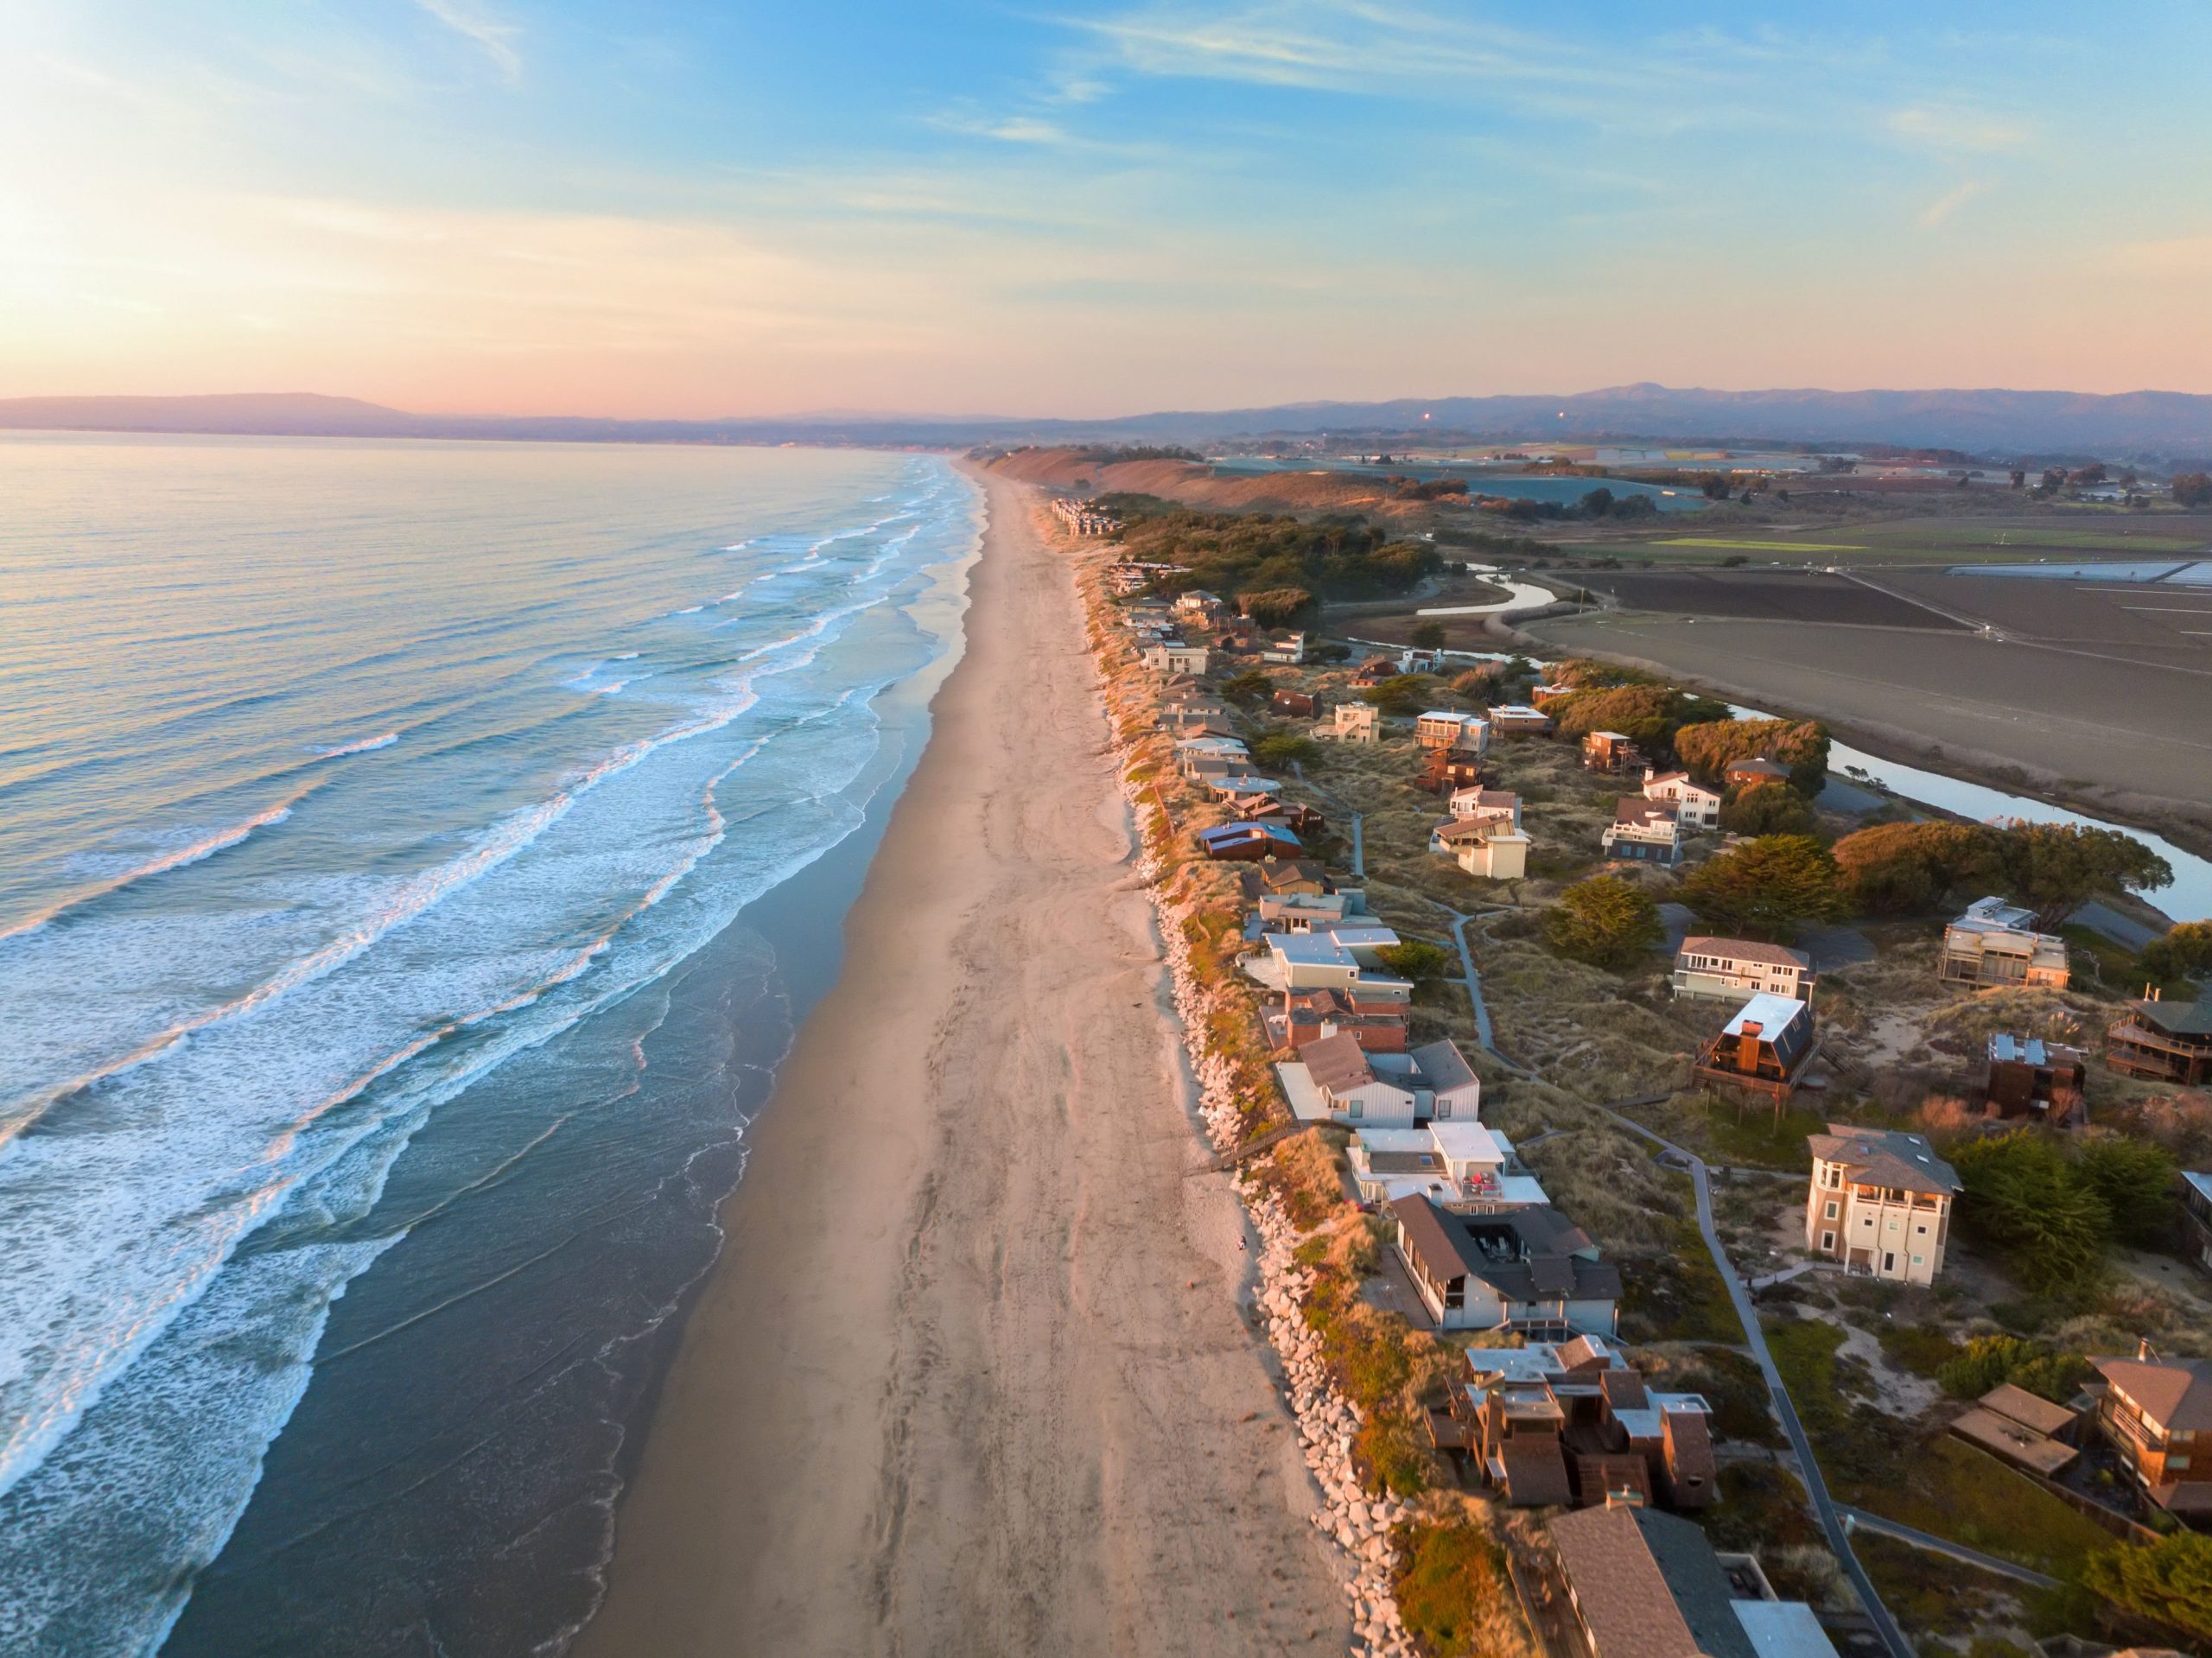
top-left (573, 465), bottom-right (1346, 1656)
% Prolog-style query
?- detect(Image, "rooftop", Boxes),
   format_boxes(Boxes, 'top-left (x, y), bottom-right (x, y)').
top-left (2096, 1354), bottom-right (2212, 1433)
top-left (1723, 993), bottom-right (1811, 1039)
top-left (1679, 937), bottom-right (1812, 970)
top-left (1808, 1122), bottom-right (1961, 1197)
top-left (1547, 1505), bottom-right (1759, 1658)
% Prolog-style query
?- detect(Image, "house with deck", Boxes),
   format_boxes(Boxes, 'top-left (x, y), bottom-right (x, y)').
top-left (1804, 1123), bottom-right (1960, 1286)
top-left (2185, 1172), bottom-right (2212, 1278)
top-left (1694, 993), bottom-right (1817, 1105)
top-left (1194, 821), bottom-right (1300, 861)
top-left (1487, 703), bottom-right (1553, 739)
top-left (1348, 1121), bottom-right (1548, 1209)
top-left (1388, 1197), bottom-right (1621, 1337)
top-left (1601, 798), bottom-right (1682, 866)
top-left (1140, 641), bottom-right (1210, 675)
top-left (2090, 1348), bottom-right (2212, 1529)
top-left (1414, 710), bottom-right (1478, 750)
top-left (1430, 814), bottom-right (1531, 881)
top-left (1643, 768), bottom-right (1722, 829)
top-left (1548, 1503), bottom-right (1838, 1658)
top-left (2107, 989), bottom-right (2212, 1085)
top-left (1672, 938), bottom-right (1815, 1005)
top-left (1451, 1337), bottom-right (1716, 1512)
top-left (1582, 731), bottom-right (1645, 774)
top-left (1319, 702), bottom-right (1379, 742)
top-left (1261, 632), bottom-right (1307, 664)
top-left (1268, 986), bottom-right (1408, 1055)
top-left (1940, 896), bottom-right (2070, 990)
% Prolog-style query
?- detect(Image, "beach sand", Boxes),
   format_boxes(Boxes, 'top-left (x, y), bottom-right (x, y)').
top-left (573, 465), bottom-right (1347, 1656)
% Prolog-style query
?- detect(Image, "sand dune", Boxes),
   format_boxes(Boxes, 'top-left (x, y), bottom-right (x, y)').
top-left (573, 465), bottom-right (1346, 1656)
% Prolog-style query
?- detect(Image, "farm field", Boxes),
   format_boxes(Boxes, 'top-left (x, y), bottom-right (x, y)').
top-left (1569, 569), bottom-right (1963, 628)
top-left (1525, 610), bottom-right (2212, 842)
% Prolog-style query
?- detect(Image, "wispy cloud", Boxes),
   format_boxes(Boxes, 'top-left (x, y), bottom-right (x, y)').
top-left (412, 0), bottom-right (521, 84)
top-left (1916, 178), bottom-right (1986, 227)
top-left (1887, 103), bottom-right (2030, 153)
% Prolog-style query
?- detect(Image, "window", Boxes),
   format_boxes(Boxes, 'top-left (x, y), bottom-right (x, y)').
top-left (1435, 1099), bottom-right (1452, 1119)
top-left (1349, 1101), bottom-right (1363, 1120)
top-left (1883, 1252), bottom-right (1897, 1274)
top-left (1821, 1230), bottom-right (1835, 1251)
top-left (1916, 1223), bottom-right (1928, 1235)
top-left (1911, 1255), bottom-right (1924, 1267)
top-left (1823, 1201), bottom-right (1839, 1221)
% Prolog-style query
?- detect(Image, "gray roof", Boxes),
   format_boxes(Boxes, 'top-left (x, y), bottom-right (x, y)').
top-left (2133, 992), bottom-right (2212, 1038)
top-left (1389, 1198), bottom-right (1617, 1305)
top-left (1679, 937), bottom-right (1811, 971)
top-left (1409, 1039), bottom-right (1478, 1095)
top-left (1300, 1031), bottom-right (1376, 1094)
top-left (1548, 1505), bottom-right (1758, 1658)
top-left (1808, 1123), bottom-right (1961, 1197)
top-left (2096, 1356), bottom-right (2212, 1433)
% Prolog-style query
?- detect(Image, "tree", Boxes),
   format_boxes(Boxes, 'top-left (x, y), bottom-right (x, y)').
top-left (1948, 1131), bottom-right (2111, 1294)
top-left (1377, 940), bottom-right (1454, 986)
top-left (1409, 620), bottom-right (1446, 651)
top-left (1936, 1334), bottom-right (2094, 1404)
top-left (1831, 821), bottom-right (1999, 915)
top-left (1238, 586), bottom-right (1314, 628)
top-left (1578, 486), bottom-right (1616, 518)
top-left (1548, 684), bottom-right (1734, 756)
top-left (1252, 733), bottom-right (1322, 771)
top-left (2141, 920), bottom-right (2212, 984)
top-left (1674, 718), bottom-right (1831, 792)
top-left (1678, 836), bottom-right (1846, 940)
top-left (2076, 1134), bottom-right (2178, 1248)
top-left (1218, 668), bottom-right (1273, 703)
top-left (1989, 820), bottom-right (2172, 931)
top-left (2081, 1532), bottom-right (2212, 1643)
top-left (1545, 875), bottom-right (1662, 970)
top-left (1719, 781), bottom-right (1817, 837)
top-left (2172, 471), bottom-right (2212, 509)
top-left (1361, 674), bottom-right (1432, 717)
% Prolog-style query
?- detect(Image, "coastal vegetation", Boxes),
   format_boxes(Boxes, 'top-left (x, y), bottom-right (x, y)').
top-left (1543, 874), bottom-right (1662, 969)
top-left (1833, 819), bottom-right (2174, 928)
top-left (1677, 835), bottom-right (1847, 940)
top-left (1101, 497), bottom-right (1444, 602)
top-left (1674, 716), bottom-right (1831, 791)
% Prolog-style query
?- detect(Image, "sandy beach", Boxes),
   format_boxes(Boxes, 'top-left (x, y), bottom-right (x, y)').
top-left (574, 464), bottom-right (1347, 1656)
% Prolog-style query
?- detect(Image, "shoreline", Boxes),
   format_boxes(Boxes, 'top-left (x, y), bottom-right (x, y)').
top-left (572, 464), bottom-right (1346, 1655)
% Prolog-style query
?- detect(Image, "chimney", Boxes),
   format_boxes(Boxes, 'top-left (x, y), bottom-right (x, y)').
top-left (2139, 1337), bottom-right (2158, 1363)
top-left (1736, 1021), bottom-right (1764, 1074)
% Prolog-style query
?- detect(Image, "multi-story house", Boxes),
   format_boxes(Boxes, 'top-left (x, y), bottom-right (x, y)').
top-left (1939, 896), bottom-right (2070, 990)
top-left (1642, 768), bottom-right (1722, 829)
top-left (1414, 710), bottom-right (1480, 750)
top-left (1804, 1124), bottom-right (1961, 1286)
top-left (1320, 702), bottom-right (1378, 742)
top-left (2183, 1172), bottom-right (2212, 1279)
top-left (2107, 989), bottom-right (2212, 1085)
top-left (1600, 798), bottom-right (1682, 865)
top-left (2093, 1347), bottom-right (2212, 1528)
top-left (1672, 937), bottom-right (1815, 1005)
top-left (1388, 1197), bottom-right (1621, 1338)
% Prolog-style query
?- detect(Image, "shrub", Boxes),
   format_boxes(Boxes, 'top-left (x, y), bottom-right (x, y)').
top-left (1545, 874), bottom-right (1663, 969)
top-left (2081, 1530), bottom-right (2212, 1643)
top-left (1252, 733), bottom-right (1322, 771)
top-left (1832, 821), bottom-right (1999, 915)
top-left (2076, 1134), bottom-right (2178, 1248)
top-left (1218, 668), bottom-right (1272, 702)
top-left (1377, 939), bottom-right (1455, 986)
top-left (1936, 1334), bottom-right (2094, 1403)
top-left (2139, 919), bottom-right (2212, 984)
top-left (1238, 586), bottom-right (1314, 627)
top-left (1547, 683), bottom-right (1732, 754)
top-left (1361, 674), bottom-right (1433, 717)
top-left (1719, 780), bottom-right (1817, 837)
top-left (1675, 717), bottom-right (1831, 791)
top-left (1393, 1520), bottom-right (1515, 1657)
top-left (1409, 619), bottom-right (1446, 650)
top-left (1949, 1132), bottom-right (2112, 1293)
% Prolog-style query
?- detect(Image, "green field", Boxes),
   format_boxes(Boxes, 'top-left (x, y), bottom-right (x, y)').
top-left (1655, 537), bottom-right (1867, 552)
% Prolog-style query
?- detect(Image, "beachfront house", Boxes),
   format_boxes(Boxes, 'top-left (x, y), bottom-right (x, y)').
top-left (1320, 702), bottom-right (1379, 742)
top-left (1140, 642), bottom-right (1210, 675)
top-left (1548, 1504), bottom-right (1837, 1658)
top-left (1671, 937), bottom-right (1815, 1005)
top-left (1268, 986), bottom-right (1408, 1055)
top-left (1600, 798), bottom-right (1682, 865)
top-left (1281, 1033), bottom-right (1478, 1128)
top-left (1208, 774), bottom-right (1281, 807)
top-left (1239, 859), bottom-right (1333, 902)
top-left (1173, 589), bottom-right (1227, 625)
top-left (1452, 1337), bottom-right (1716, 1512)
top-left (1387, 1197), bottom-right (1620, 1338)
top-left (1348, 1121), bottom-right (1547, 1209)
top-left (1940, 896), bottom-right (2070, 991)
top-left (1643, 768), bottom-right (1722, 829)
top-left (1693, 993), bottom-right (1817, 1106)
top-left (1194, 822), bottom-right (1300, 861)
top-left (2090, 1347), bottom-right (2212, 1528)
top-left (2107, 988), bottom-right (2212, 1086)
top-left (1804, 1123), bottom-right (1960, 1286)
top-left (1252, 924), bottom-right (1402, 992)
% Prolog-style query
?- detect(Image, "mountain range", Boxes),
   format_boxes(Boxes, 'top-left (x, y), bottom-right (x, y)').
top-left (5, 384), bottom-right (2209, 457)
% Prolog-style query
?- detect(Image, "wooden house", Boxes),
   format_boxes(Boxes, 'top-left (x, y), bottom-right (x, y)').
top-left (1269, 689), bottom-right (1317, 718)
top-left (1977, 1034), bottom-right (2087, 1126)
top-left (1694, 993), bottom-right (1816, 1106)
top-left (2107, 989), bottom-right (2212, 1085)
top-left (1581, 731), bottom-right (1645, 774)
top-left (1724, 756), bottom-right (1791, 789)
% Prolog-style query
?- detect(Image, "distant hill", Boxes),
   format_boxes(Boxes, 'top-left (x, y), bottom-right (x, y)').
top-left (5, 383), bottom-right (2209, 457)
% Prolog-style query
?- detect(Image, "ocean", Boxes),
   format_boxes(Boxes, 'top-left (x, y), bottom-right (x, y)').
top-left (0, 434), bottom-right (981, 1655)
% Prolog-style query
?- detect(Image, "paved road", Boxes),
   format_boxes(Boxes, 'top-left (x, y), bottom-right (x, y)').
top-left (1592, 1100), bottom-right (1914, 1658)
top-left (1838, 1508), bottom-right (2062, 1591)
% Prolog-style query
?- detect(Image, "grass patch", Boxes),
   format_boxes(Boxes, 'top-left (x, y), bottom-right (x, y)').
top-left (1878, 1322), bottom-right (1963, 1379)
top-left (1764, 1317), bottom-right (1847, 1433)
top-left (1619, 1210), bottom-right (1745, 1344)
top-left (1393, 1515), bottom-right (1532, 1658)
top-left (1693, 1097), bottom-right (1817, 1172)
top-left (1853, 1529), bottom-right (2026, 1644)
top-left (1842, 1438), bottom-right (2116, 1579)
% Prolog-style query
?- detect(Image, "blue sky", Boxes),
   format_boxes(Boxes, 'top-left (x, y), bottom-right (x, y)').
top-left (3, 1), bottom-right (2207, 415)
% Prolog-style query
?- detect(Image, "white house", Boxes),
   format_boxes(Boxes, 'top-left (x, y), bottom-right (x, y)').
top-left (1283, 1033), bottom-right (1480, 1128)
top-left (1805, 1124), bottom-right (1961, 1286)
top-left (1446, 787), bottom-right (1521, 827)
top-left (1487, 704), bottom-right (1554, 738)
top-left (1261, 632), bottom-right (1307, 664)
top-left (1348, 1121), bottom-right (1550, 1208)
top-left (1601, 798), bottom-right (1682, 865)
top-left (1643, 768), bottom-right (1722, 830)
top-left (1389, 1198), bottom-right (1621, 1337)
top-left (1431, 814), bottom-right (1530, 880)
top-left (1251, 924), bottom-right (1405, 993)
top-left (1415, 710), bottom-right (1478, 749)
top-left (1140, 642), bottom-right (1210, 675)
top-left (1319, 703), bottom-right (1379, 743)
top-left (1672, 937), bottom-right (1816, 1004)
